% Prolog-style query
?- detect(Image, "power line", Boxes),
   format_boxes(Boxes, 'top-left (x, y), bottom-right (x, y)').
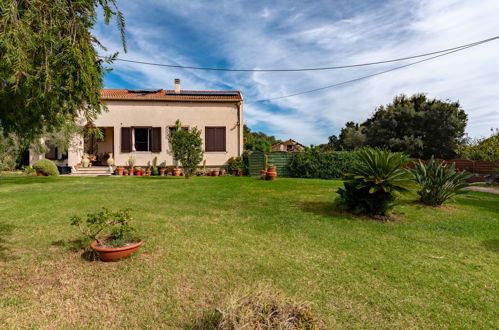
top-left (248, 39), bottom-right (493, 103)
top-left (102, 35), bottom-right (499, 72)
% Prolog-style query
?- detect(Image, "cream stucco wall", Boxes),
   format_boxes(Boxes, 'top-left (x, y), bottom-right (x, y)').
top-left (64, 100), bottom-right (243, 168)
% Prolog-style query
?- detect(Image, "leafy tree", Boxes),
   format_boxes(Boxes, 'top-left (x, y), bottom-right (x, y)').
top-left (169, 120), bottom-right (204, 178)
top-left (0, 0), bottom-right (126, 143)
top-left (455, 129), bottom-right (499, 161)
top-left (243, 125), bottom-right (281, 145)
top-left (245, 139), bottom-right (271, 153)
top-left (362, 94), bottom-right (467, 159)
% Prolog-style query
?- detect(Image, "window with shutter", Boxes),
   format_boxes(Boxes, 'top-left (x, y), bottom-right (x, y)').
top-left (121, 127), bottom-right (132, 152)
top-left (151, 127), bottom-right (161, 152)
top-left (205, 127), bottom-right (226, 152)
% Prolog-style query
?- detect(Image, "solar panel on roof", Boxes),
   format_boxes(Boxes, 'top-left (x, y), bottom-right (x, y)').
top-left (165, 91), bottom-right (239, 96)
top-left (127, 89), bottom-right (162, 93)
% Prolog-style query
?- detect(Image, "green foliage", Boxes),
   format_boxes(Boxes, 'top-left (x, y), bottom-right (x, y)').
top-left (245, 139), bottom-right (271, 153)
top-left (288, 149), bottom-right (359, 179)
top-left (0, 129), bottom-right (24, 170)
top-left (70, 207), bottom-right (135, 245)
top-left (32, 159), bottom-right (59, 176)
top-left (243, 125), bottom-right (281, 145)
top-left (23, 165), bottom-right (36, 174)
top-left (0, 0), bottom-right (126, 143)
top-left (336, 148), bottom-right (414, 216)
top-left (327, 121), bottom-right (366, 151)
top-left (361, 94), bottom-right (467, 159)
top-left (455, 129), bottom-right (499, 161)
top-left (169, 120), bottom-right (204, 178)
top-left (413, 158), bottom-right (473, 206)
top-left (227, 156), bottom-right (244, 172)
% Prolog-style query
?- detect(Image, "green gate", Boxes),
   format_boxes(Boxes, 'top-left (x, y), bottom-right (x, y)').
top-left (245, 151), bottom-right (292, 177)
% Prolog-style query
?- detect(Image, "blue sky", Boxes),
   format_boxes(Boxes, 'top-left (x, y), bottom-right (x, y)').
top-left (94, 0), bottom-right (499, 145)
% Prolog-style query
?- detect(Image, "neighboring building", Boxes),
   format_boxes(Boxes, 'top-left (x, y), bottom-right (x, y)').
top-left (271, 139), bottom-right (305, 152)
top-left (30, 79), bottom-right (243, 170)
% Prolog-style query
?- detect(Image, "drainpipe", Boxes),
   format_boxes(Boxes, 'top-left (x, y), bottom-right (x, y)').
top-left (236, 101), bottom-right (242, 156)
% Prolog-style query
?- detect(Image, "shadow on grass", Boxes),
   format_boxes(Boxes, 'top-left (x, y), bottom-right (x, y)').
top-left (0, 175), bottom-right (62, 185)
top-left (297, 200), bottom-right (345, 218)
top-left (51, 239), bottom-right (99, 262)
top-left (481, 239), bottom-right (499, 253)
top-left (0, 222), bottom-right (16, 261)
top-left (456, 194), bottom-right (499, 215)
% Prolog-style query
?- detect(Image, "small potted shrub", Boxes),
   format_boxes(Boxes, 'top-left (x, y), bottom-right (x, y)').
top-left (70, 208), bottom-right (143, 262)
top-left (227, 157), bottom-right (238, 175)
top-left (145, 161), bottom-right (152, 176)
top-left (32, 159), bottom-right (60, 176)
top-left (128, 156), bottom-right (136, 176)
top-left (212, 169), bottom-right (220, 177)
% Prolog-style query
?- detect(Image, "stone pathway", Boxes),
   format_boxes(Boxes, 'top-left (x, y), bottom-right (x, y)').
top-left (465, 186), bottom-right (499, 194)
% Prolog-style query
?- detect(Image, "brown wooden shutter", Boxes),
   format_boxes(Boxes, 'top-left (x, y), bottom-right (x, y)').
top-left (121, 127), bottom-right (132, 153)
top-left (151, 127), bottom-right (161, 152)
top-left (205, 127), bottom-right (226, 152)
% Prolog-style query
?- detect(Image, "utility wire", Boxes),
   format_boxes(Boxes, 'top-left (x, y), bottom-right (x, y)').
top-left (102, 35), bottom-right (499, 72)
top-left (248, 39), bottom-right (494, 103)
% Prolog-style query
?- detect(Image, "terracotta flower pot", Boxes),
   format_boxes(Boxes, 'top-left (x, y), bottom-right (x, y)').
top-left (230, 170), bottom-right (238, 176)
top-left (238, 171), bottom-right (244, 177)
top-left (159, 169), bottom-right (166, 176)
top-left (91, 239), bottom-right (144, 262)
top-left (145, 171), bottom-right (151, 176)
top-left (260, 170), bottom-right (267, 175)
top-left (129, 168), bottom-right (134, 176)
top-left (212, 171), bottom-right (220, 177)
top-left (173, 169), bottom-right (181, 176)
top-left (36, 171), bottom-right (45, 176)
top-left (117, 167), bottom-right (125, 176)
top-left (266, 167), bottom-right (277, 181)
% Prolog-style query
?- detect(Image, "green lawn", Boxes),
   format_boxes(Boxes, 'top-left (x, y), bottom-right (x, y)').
top-left (0, 175), bottom-right (498, 328)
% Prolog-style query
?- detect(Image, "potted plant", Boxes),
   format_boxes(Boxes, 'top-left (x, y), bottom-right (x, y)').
top-left (145, 161), bottom-right (152, 176)
top-left (128, 156), bottom-right (136, 176)
top-left (173, 167), bottom-right (181, 176)
top-left (212, 169), bottom-right (220, 177)
top-left (123, 169), bottom-right (129, 176)
top-left (152, 157), bottom-right (159, 176)
top-left (266, 164), bottom-right (277, 181)
top-left (117, 167), bottom-right (125, 176)
top-left (70, 208), bottom-right (143, 262)
top-left (159, 161), bottom-right (166, 176)
top-left (227, 157), bottom-right (238, 175)
top-left (134, 166), bottom-right (143, 176)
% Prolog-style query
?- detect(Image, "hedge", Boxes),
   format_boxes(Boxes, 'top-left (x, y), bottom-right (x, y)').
top-left (288, 150), bottom-right (358, 179)
top-left (32, 159), bottom-right (59, 176)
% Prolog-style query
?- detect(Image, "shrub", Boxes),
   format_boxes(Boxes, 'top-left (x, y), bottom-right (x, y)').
top-left (70, 208), bottom-right (137, 247)
top-left (289, 149), bottom-right (359, 179)
top-left (23, 165), bottom-right (36, 174)
top-left (0, 155), bottom-right (16, 171)
top-left (169, 120), bottom-right (204, 178)
top-left (413, 158), bottom-right (473, 206)
top-left (198, 284), bottom-right (322, 329)
top-left (32, 159), bottom-right (59, 176)
top-left (336, 148), bottom-right (414, 216)
top-left (245, 138), bottom-right (271, 153)
top-left (227, 156), bottom-right (244, 172)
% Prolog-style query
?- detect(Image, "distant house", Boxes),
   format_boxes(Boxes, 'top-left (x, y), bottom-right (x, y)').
top-left (271, 139), bottom-right (305, 152)
top-left (30, 79), bottom-right (244, 171)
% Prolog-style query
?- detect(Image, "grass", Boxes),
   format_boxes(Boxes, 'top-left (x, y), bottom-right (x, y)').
top-left (0, 175), bottom-right (498, 328)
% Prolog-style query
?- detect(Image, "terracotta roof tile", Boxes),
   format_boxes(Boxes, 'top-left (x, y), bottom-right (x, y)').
top-left (101, 89), bottom-right (242, 101)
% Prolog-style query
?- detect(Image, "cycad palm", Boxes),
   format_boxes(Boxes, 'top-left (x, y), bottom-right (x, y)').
top-left (337, 148), bottom-right (414, 216)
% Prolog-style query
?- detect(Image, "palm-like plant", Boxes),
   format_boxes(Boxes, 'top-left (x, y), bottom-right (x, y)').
top-left (413, 158), bottom-right (473, 206)
top-left (336, 148), bottom-right (414, 216)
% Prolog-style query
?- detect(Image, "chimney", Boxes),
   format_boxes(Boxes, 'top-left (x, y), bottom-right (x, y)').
top-left (174, 78), bottom-right (180, 94)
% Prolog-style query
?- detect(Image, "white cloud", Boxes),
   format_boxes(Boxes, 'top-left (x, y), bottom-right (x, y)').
top-left (96, 0), bottom-right (499, 144)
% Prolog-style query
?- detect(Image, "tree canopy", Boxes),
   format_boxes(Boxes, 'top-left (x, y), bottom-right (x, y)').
top-left (243, 125), bottom-right (281, 146)
top-left (0, 0), bottom-right (126, 143)
top-left (168, 120), bottom-right (204, 178)
top-left (362, 94), bottom-right (467, 159)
